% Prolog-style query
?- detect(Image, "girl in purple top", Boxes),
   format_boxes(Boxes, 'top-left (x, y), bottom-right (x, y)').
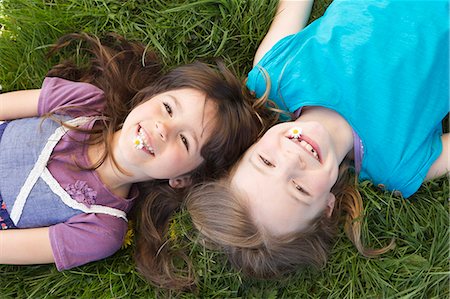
top-left (0, 33), bottom-right (270, 278)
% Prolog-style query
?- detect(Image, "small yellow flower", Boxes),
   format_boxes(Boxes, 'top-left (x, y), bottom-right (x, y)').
top-left (122, 221), bottom-right (134, 249)
top-left (169, 219), bottom-right (177, 241)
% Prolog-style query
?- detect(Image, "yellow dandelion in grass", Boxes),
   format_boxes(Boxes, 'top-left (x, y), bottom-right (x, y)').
top-left (122, 220), bottom-right (134, 249)
top-left (169, 219), bottom-right (178, 241)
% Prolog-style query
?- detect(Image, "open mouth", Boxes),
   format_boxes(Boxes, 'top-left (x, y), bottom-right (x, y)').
top-left (287, 134), bottom-right (321, 163)
top-left (133, 125), bottom-right (155, 156)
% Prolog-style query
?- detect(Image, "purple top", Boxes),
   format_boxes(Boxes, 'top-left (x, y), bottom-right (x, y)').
top-left (38, 77), bottom-right (136, 270)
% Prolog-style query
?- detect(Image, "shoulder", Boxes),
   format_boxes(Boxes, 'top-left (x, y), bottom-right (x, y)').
top-left (49, 213), bottom-right (128, 270)
top-left (38, 77), bottom-right (105, 117)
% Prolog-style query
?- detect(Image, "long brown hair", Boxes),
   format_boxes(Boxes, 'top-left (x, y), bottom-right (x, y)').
top-left (132, 59), bottom-right (277, 290)
top-left (186, 159), bottom-right (395, 279)
top-left (45, 32), bottom-right (164, 170)
top-left (45, 32), bottom-right (278, 288)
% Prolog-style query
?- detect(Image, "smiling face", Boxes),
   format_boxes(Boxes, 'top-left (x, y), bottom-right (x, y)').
top-left (116, 88), bottom-right (217, 181)
top-left (230, 121), bottom-right (339, 236)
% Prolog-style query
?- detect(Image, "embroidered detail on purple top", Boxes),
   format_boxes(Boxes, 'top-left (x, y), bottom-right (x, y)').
top-left (65, 180), bottom-right (97, 207)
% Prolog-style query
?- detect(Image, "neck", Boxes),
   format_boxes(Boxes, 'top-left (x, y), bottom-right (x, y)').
top-left (87, 141), bottom-right (133, 198)
top-left (297, 106), bottom-right (354, 163)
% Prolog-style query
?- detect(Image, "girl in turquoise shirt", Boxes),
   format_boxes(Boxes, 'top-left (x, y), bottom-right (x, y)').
top-left (185, 0), bottom-right (449, 281)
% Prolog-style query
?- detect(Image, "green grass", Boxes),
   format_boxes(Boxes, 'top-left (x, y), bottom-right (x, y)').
top-left (0, 0), bottom-right (448, 298)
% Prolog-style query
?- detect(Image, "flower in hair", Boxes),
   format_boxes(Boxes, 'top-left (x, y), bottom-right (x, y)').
top-left (288, 127), bottom-right (302, 139)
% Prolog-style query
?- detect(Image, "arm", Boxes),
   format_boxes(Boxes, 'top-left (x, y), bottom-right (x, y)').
top-left (0, 227), bottom-right (54, 265)
top-left (0, 214), bottom-right (126, 269)
top-left (0, 89), bottom-right (41, 120)
top-left (425, 133), bottom-right (449, 180)
top-left (253, 0), bottom-right (314, 66)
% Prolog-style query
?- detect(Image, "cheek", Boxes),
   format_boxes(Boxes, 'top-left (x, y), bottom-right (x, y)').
top-left (317, 174), bottom-right (336, 190)
top-left (318, 165), bottom-right (339, 189)
top-left (131, 101), bottom-right (159, 119)
top-left (163, 149), bottom-right (185, 165)
top-left (163, 150), bottom-right (200, 173)
top-left (327, 167), bottom-right (340, 189)
top-left (304, 169), bottom-right (338, 199)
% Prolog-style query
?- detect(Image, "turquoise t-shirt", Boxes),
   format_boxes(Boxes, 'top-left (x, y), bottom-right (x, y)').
top-left (247, 0), bottom-right (449, 197)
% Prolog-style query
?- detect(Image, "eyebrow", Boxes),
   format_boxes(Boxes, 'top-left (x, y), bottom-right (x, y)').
top-left (168, 94), bottom-right (200, 151)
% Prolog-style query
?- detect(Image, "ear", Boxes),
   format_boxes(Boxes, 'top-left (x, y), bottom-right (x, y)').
top-left (168, 175), bottom-right (192, 189)
top-left (325, 193), bottom-right (336, 218)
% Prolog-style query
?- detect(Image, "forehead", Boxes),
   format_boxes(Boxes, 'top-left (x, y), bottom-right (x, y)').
top-left (167, 87), bottom-right (218, 132)
top-left (170, 88), bottom-right (217, 112)
top-left (230, 151), bottom-right (305, 235)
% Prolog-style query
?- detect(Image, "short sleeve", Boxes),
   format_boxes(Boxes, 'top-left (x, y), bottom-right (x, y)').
top-left (49, 213), bottom-right (128, 270)
top-left (38, 77), bottom-right (105, 117)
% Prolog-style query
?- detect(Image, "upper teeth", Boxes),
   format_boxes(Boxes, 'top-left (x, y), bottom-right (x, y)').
top-left (134, 128), bottom-right (155, 155)
top-left (299, 139), bottom-right (319, 161)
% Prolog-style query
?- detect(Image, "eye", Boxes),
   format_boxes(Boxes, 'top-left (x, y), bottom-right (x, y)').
top-left (163, 102), bottom-right (173, 116)
top-left (181, 134), bottom-right (189, 151)
top-left (292, 179), bottom-right (310, 196)
top-left (259, 155), bottom-right (274, 167)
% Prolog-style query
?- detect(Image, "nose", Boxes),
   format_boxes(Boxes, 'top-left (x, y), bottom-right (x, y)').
top-left (297, 154), bottom-right (307, 170)
top-left (155, 121), bottom-right (168, 141)
top-left (283, 148), bottom-right (307, 170)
